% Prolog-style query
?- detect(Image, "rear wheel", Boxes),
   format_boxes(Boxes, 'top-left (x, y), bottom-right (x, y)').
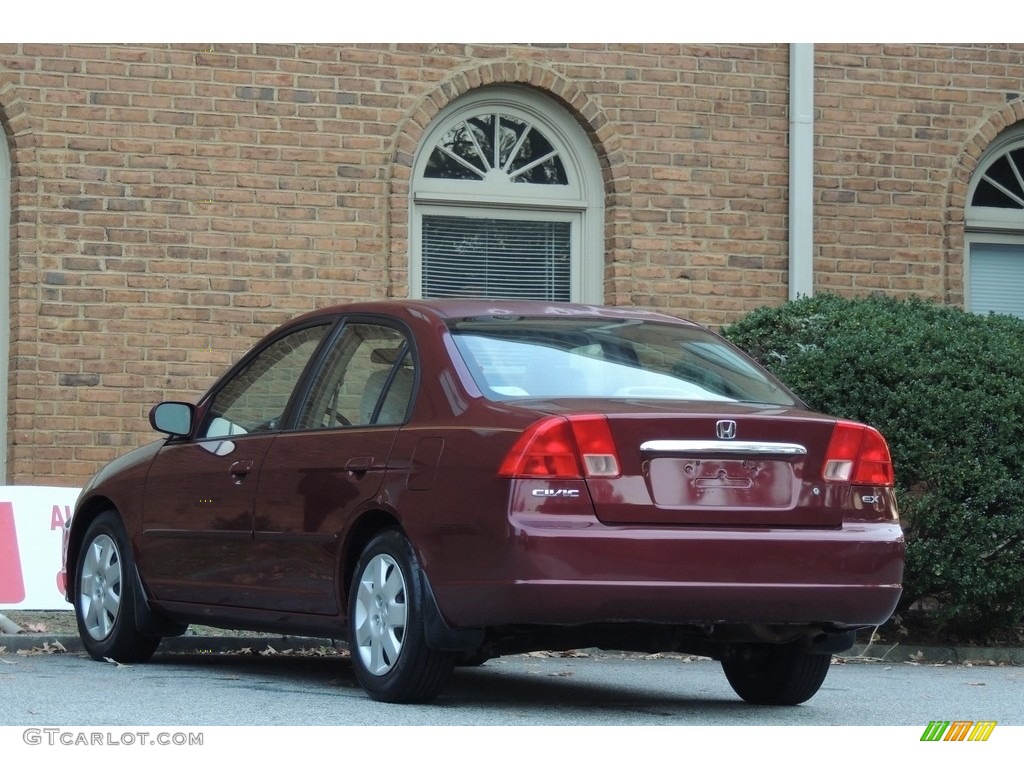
top-left (75, 511), bottom-right (161, 663)
top-left (348, 529), bottom-right (456, 703)
top-left (721, 644), bottom-right (831, 705)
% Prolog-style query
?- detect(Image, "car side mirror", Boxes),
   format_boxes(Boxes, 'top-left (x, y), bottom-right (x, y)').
top-left (150, 401), bottom-right (195, 437)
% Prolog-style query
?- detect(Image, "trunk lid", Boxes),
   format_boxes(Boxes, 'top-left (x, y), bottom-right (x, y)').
top-left (519, 399), bottom-right (842, 527)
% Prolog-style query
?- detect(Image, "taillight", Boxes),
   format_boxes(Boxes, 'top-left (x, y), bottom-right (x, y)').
top-left (498, 415), bottom-right (621, 479)
top-left (822, 420), bottom-right (895, 486)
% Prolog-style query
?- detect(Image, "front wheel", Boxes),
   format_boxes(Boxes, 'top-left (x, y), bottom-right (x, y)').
top-left (721, 645), bottom-right (831, 705)
top-left (75, 511), bottom-right (161, 663)
top-left (348, 529), bottom-right (456, 703)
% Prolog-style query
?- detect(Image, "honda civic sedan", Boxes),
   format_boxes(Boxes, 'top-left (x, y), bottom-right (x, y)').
top-left (63, 299), bottom-right (904, 705)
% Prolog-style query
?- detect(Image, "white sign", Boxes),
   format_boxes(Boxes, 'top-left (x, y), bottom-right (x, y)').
top-left (0, 486), bottom-right (81, 610)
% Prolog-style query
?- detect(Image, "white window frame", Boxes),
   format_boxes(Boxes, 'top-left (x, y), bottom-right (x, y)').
top-left (965, 126), bottom-right (1024, 317)
top-left (409, 87), bottom-right (604, 304)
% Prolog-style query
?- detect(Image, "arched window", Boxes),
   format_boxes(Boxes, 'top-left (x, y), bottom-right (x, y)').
top-left (0, 135), bottom-right (9, 482)
top-left (966, 126), bottom-right (1024, 319)
top-left (410, 87), bottom-right (604, 303)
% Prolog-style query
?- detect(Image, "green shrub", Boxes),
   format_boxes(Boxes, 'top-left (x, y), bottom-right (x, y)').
top-left (723, 294), bottom-right (1024, 636)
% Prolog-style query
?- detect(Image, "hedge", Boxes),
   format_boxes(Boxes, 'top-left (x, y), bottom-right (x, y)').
top-left (723, 294), bottom-right (1024, 635)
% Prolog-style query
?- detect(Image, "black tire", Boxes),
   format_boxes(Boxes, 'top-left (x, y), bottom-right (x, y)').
top-left (74, 511), bottom-right (161, 663)
top-left (348, 529), bottom-right (456, 703)
top-left (721, 644), bottom-right (832, 706)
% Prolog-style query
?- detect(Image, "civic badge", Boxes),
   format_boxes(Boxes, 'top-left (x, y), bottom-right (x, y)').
top-left (716, 420), bottom-right (737, 440)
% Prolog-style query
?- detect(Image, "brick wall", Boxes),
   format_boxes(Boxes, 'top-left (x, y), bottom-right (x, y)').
top-left (1, 43), bottom-right (1022, 484)
top-left (813, 44), bottom-right (1024, 304)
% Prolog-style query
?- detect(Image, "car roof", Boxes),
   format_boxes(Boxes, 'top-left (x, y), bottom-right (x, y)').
top-left (288, 299), bottom-right (702, 328)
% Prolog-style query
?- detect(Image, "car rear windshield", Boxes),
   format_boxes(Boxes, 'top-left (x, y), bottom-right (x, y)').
top-left (447, 316), bottom-right (798, 406)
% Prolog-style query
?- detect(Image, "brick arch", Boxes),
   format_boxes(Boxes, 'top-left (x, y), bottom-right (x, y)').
top-left (943, 100), bottom-right (1024, 305)
top-left (0, 74), bottom-right (42, 482)
top-left (384, 60), bottom-right (631, 300)
top-left (0, 74), bottom-right (39, 154)
top-left (0, 73), bottom-right (42, 289)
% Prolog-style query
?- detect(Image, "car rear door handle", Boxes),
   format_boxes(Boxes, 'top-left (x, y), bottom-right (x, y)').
top-left (345, 457), bottom-right (374, 476)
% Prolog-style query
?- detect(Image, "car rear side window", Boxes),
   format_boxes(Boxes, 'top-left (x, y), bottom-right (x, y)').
top-left (295, 323), bottom-right (415, 429)
top-left (448, 317), bottom-right (796, 406)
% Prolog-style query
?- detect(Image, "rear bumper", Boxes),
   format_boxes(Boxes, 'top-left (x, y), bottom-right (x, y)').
top-left (429, 518), bottom-right (904, 629)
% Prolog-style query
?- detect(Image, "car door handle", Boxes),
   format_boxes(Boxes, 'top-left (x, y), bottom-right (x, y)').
top-left (345, 457), bottom-right (374, 476)
top-left (229, 460), bottom-right (253, 483)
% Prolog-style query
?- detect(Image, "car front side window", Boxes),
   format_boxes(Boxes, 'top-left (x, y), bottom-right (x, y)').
top-left (201, 324), bottom-right (329, 439)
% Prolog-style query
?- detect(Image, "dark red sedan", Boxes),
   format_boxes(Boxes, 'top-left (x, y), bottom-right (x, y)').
top-left (63, 300), bottom-right (904, 705)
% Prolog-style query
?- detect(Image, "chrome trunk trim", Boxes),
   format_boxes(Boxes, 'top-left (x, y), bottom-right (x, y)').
top-left (640, 440), bottom-right (807, 456)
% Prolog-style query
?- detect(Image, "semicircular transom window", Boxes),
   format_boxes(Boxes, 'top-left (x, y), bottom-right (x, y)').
top-left (972, 145), bottom-right (1024, 208)
top-left (425, 113), bottom-right (569, 185)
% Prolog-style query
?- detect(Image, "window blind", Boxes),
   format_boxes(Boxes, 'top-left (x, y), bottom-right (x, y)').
top-left (422, 215), bottom-right (571, 301)
top-left (970, 242), bottom-right (1024, 318)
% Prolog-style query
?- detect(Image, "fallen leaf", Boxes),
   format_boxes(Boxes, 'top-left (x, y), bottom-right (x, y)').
top-left (16, 641), bottom-right (67, 656)
top-left (294, 646), bottom-right (343, 657)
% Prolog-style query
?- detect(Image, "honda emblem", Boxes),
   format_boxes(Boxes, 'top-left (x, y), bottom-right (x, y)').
top-left (716, 420), bottom-right (737, 440)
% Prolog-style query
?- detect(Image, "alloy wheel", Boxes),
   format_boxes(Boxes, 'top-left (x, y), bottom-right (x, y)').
top-left (78, 533), bottom-right (123, 642)
top-left (353, 553), bottom-right (408, 675)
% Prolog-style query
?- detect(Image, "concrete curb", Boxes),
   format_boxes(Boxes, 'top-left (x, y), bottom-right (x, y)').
top-left (2, 633), bottom-right (1022, 665)
top-left (0, 633), bottom-right (345, 655)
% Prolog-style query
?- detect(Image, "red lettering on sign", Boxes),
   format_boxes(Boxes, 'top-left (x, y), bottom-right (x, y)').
top-left (50, 504), bottom-right (71, 531)
top-left (0, 501), bottom-right (26, 604)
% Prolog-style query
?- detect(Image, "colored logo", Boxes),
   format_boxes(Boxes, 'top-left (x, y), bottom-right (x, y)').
top-left (920, 721), bottom-right (997, 742)
top-left (0, 501), bottom-right (26, 604)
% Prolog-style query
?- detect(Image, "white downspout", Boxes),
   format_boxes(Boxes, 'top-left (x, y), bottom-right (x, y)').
top-left (789, 43), bottom-right (815, 300)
